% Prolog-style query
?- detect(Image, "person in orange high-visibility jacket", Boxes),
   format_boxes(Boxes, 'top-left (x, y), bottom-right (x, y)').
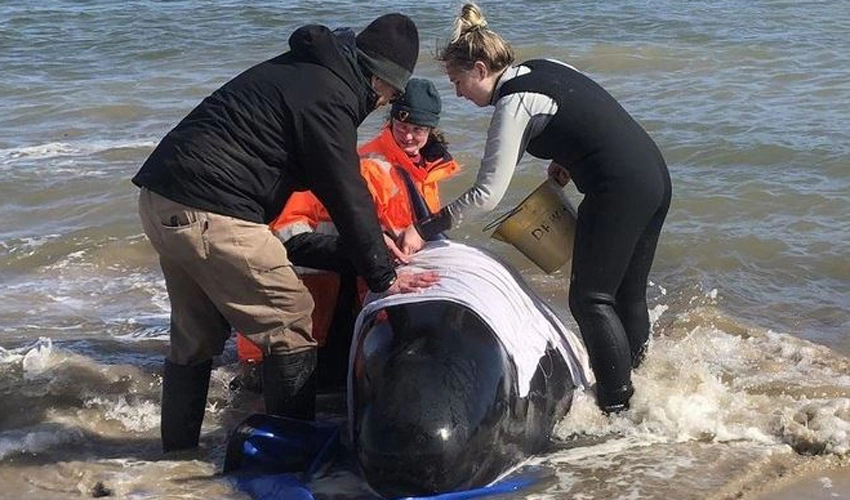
top-left (232, 78), bottom-right (460, 392)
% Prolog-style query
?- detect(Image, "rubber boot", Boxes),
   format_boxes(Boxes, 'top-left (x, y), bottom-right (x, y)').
top-left (161, 359), bottom-right (212, 452)
top-left (262, 349), bottom-right (317, 420)
top-left (596, 382), bottom-right (634, 414)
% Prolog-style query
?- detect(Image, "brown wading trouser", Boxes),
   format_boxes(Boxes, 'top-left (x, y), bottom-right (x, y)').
top-left (138, 188), bottom-right (316, 364)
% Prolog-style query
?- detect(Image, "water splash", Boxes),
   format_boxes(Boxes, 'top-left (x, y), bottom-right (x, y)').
top-left (554, 299), bottom-right (850, 461)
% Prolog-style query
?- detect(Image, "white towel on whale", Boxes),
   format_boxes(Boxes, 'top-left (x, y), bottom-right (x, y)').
top-left (351, 240), bottom-right (593, 397)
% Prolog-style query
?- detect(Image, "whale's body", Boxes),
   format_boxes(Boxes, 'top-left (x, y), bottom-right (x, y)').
top-left (349, 241), bottom-right (591, 497)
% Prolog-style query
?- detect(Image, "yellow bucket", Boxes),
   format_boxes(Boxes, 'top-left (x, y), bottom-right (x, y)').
top-left (484, 180), bottom-right (577, 274)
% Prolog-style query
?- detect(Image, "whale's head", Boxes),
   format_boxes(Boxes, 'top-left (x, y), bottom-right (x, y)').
top-left (350, 300), bottom-right (519, 497)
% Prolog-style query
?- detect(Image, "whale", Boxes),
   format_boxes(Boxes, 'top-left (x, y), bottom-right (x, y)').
top-left (225, 240), bottom-right (592, 498)
top-left (348, 240), bottom-right (591, 497)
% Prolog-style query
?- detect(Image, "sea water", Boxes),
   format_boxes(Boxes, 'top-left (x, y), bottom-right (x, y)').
top-left (1, 0), bottom-right (848, 498)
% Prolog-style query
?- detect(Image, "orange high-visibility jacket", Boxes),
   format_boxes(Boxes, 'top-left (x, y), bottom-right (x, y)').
top-left (274, 126), bottom-right (459, 239)
top-left (237, 127), bottom-right (459, 361)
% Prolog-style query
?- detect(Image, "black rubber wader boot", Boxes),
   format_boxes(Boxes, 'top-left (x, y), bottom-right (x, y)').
top-left (161, 359), bottom-right (213, 452)
top-left (262, 348), bottom-right (318, 420)
top-left (596, 382), bottom-right (635, 414)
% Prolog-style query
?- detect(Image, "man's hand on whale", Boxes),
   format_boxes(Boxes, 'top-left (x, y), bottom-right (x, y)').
top-left (385, 269), bottom-right (440, 295)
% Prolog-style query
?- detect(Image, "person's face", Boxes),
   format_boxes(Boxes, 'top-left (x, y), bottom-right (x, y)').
top-left (391, 120), bottom-right (431, 156)
top-left (372, 77), bottom-right (402, 108)
top-left (446, 61), bottom-right (498, 107)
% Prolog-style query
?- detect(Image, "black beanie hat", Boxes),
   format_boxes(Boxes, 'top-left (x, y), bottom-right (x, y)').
top-left (356, 13), bottom-right (419, 92)
top-left (392, 78), bottom-right (441, 128)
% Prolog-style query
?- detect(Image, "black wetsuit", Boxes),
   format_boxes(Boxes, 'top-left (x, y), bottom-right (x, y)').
top-left (419, 59), bottom-right (672, 410)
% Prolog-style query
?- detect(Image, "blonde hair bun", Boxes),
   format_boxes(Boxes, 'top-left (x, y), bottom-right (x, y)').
top-left (452, 3), bottom-right (488, 42)
top-left (438, 2), bottom-right (515, 72)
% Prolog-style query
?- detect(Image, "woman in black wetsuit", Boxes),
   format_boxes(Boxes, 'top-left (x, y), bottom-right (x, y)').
top-left (398, 2), bottom-right (672, 413)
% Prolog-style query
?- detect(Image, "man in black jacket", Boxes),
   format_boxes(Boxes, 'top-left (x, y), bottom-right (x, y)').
top-left (133, 13), bottom-right (438, 453)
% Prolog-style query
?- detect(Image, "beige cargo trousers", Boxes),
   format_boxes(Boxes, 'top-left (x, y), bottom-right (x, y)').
top-left (138, 188), bottom-right (315, 365)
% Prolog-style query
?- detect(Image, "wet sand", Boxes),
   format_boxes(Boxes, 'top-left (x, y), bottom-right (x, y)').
top-left (761, 465), bottom-right (850, 500)
top-left (750, 458), bottom-right (850, 500)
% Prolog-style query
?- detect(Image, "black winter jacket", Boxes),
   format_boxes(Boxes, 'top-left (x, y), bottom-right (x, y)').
top-left (132, 26), bottom-right (396, 292)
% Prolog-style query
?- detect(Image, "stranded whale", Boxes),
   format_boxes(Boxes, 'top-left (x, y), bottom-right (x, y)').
top-left (349, 241), bottom-right (591, 497)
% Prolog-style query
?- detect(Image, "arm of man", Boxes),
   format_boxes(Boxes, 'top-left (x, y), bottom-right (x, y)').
top-left (296, 103), bottom-right (397, 292)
